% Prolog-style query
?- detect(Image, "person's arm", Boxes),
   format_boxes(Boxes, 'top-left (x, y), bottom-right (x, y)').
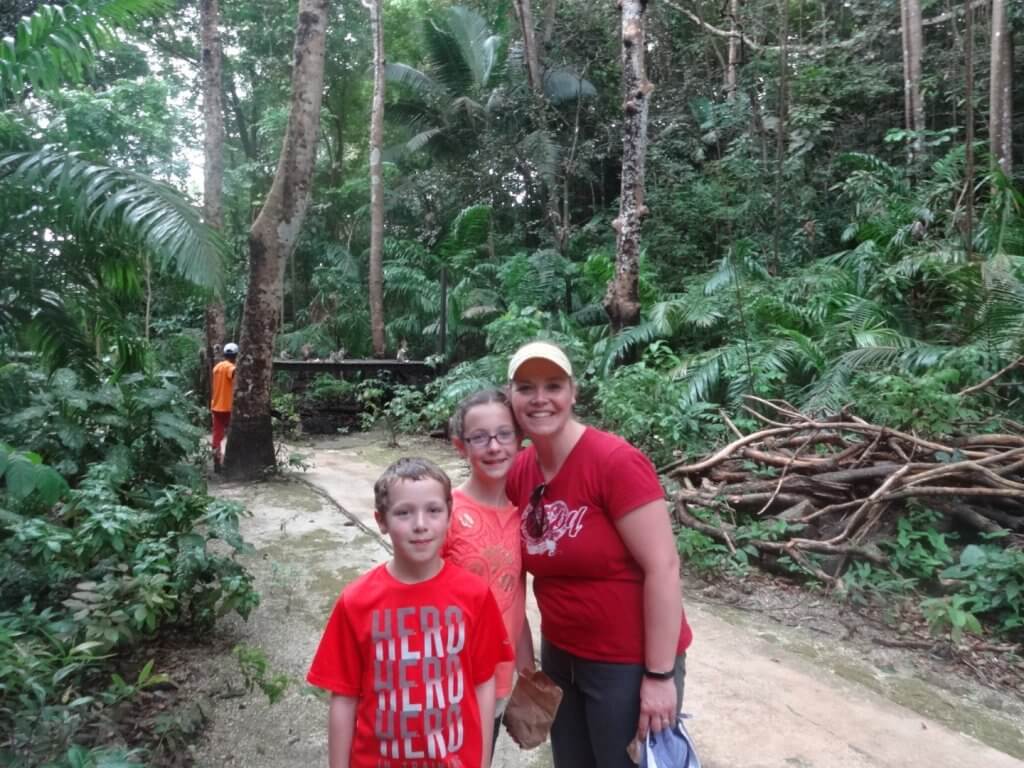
top-left (515, 616), bottom-right (535, 673)
top-left (614, 498), bottom-right (682, 738)
top-left (327, 694), bottom-right (358, 768)
top-left (475, 675), bottom-right (497, 766)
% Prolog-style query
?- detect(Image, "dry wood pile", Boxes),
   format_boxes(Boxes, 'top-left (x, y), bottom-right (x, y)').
top-left (663, 397), bottom-right (1024, 583)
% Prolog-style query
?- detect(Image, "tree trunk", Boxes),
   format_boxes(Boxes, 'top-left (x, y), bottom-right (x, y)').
top-left (726, 0), bottom-right (741, 99)
top-left (512, 0), bottom-right (542, 92)
top-left (542, 0), bottom-right (557, 46)
top-left (989, 0), bottom-right (1013, 176)
top-left (224, 0), bottom-right (330, 479)
top-left (365, 0), bottom-right (386, 357)
top-left (771, 0), bottom-right (789, 274)
top-left (964, 0), bottom-right (975, 260)
top-left (438, 265), bottom-right (448, 358)
top-left (901, 0), bottom-right (925, 160)
top-left (200, 0), bottom-right (226, 405)
top-left (603, 0), bottom-right (651, 332)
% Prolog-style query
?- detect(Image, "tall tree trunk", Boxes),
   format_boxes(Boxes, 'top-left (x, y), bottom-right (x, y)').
top-left (964, 0), bottom-right (975, 260)
top-left (326, 82), bottom-right (347, 189)
top-left (771, 0), bottom-right (789, 274)
top-left (989, 0), bottom-right (1013, 176)
top-left (198, 0), bottom-right (225, 409)
top-left (512, 0), bottom-right (542, 92)
top-left (901, 0), bottom-right (925, 160)
top-left (542, 0), bottom-right (557, 46)
top-left (200, 0), bottom-right (226, 405)
top-left (726, 0), bottom-right (741, 100)
top-left (365, 0), bottom-right (386, 357)
top-left (603, 0), bottom-right (651, 332)
top-left (438, 266), bottom-right (448, 358)
top-left (224, 0), bottom-right (330, 479)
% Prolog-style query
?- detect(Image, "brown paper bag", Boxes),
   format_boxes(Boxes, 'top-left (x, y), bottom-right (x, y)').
top-left (502, 669), bottom-right (564, 749)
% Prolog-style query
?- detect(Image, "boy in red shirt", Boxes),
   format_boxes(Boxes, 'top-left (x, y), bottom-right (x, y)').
top-left (308, 457), bottom-right (513, 768)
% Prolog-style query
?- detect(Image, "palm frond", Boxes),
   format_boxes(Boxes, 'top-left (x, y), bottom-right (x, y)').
top-left (571, 301), bottom-right (608, 327)
top-left (22, 290), bottom-right (100, 378)
top-left (424, 9), bottom-right (473, 96)
top-left (0, 147), bottom-right (224, 288)
top-left (384, 62), bottom-right (445, 102)
top-left (441, 204), bottom-right (492, 266)
top-left (596, 321), bottom-right (665, 377)
top-left (403, 127), bottom-right (444, 155)
top-left (670, 348), bottom-right (735, 406)
top-left (432, 6), bottom-right (503, 93)
top-left (517, 129), bottom-right (560, 189)
top-left (0, 0), bottom-right (170, 104)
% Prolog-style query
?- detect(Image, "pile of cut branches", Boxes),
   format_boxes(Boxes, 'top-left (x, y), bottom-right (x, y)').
top-left (663, 397), bottom-right (1024, 583)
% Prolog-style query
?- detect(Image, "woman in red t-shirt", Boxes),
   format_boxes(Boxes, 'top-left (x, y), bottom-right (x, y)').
top-left (504, 340), bottom-right (693, 768)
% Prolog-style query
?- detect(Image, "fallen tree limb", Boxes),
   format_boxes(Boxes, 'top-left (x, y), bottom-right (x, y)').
top-left (660, 425), bottom-right (795, 475)
top-left (673, 499), bottom-right (888, 564)
top-left (958, 355), bottom-right (1024, 397)
top-left (670, 407), bottom-right (1024, 583)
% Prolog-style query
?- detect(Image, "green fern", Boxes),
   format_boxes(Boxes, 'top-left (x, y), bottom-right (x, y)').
top-left (0, 1), bottom-right (170, 104)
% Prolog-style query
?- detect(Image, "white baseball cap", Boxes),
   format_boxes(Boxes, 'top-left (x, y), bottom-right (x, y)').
top-left (507, 341), bottom-right (573, 380)
top-left (223, 342), bottom-right (239, 355)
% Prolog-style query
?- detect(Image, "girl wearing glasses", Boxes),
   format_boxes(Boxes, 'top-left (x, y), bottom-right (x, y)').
top-left (505, 340), bottom-right (693, 768)
top-left (444, 388), bottom-right (536, 751)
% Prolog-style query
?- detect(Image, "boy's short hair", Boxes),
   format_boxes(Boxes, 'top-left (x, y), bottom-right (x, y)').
top-left (374, 457), bottom-right (453, 515)
top-left (448, 387), bottom-right (514, 439)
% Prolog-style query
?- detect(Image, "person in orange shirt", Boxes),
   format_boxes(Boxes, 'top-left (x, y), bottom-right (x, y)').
top-left (443, 388), bottom-right (535, 756)
top-left (210, 342), bottom-right (238, 471)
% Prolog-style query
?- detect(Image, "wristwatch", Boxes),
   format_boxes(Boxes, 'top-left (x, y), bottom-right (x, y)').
top-left (643, 667), bottom-right (675, 680)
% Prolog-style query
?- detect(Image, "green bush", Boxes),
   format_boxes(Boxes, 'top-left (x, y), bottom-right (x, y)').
top-left (0, 365), bottom-right (259, 764)
top-left (926, 541), bottom-right (1024, 638)
top-left (301, 374), bottom-right (358, 408)
top-left (848, 370), bottom-right (984, 436)
top-left (594, 344), bottom-right (725, 465)
top-left (0, 364), bottom-right (205, 487)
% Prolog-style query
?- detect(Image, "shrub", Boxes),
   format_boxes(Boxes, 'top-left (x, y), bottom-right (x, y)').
top-left (0, 365), bottom-right (259, 763)
top-left (594, 345), bottom-right (725, 465)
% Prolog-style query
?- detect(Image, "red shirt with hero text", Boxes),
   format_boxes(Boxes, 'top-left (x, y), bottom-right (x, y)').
top-left (506, 427), bottom-right (693, 663)
top-left (307, 562), bottom-right (513, 768)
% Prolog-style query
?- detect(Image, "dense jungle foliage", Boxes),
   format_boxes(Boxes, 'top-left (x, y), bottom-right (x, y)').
top-left (1, 0), bottom-right (1022, 762)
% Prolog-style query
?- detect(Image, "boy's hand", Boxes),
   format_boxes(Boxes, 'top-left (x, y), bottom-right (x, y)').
top-left (636, 676), bottom-right (676, 740)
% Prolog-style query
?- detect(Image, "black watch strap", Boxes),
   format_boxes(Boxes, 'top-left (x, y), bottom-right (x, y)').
top-left (643, 667), bottom-right (675, 680)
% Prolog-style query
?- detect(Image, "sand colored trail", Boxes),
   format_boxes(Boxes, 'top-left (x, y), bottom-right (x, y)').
top-left (194, 433), bottom-right (1023, 768)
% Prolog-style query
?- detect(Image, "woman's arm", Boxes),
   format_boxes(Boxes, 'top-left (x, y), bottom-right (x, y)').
top-left (475, 675), bottom-right (497, 766)
top-left (615, 498), bottom-right (682, 738)
top-left (515, 616), bottom-right (536, 673)
top-left (327, 694), bottom-right (358, 768)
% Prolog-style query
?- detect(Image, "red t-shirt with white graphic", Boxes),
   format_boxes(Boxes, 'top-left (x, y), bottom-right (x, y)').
top-left (307, 562), bottom-right (513, 768)
top-left (507, 427), bottom-right (693, 663)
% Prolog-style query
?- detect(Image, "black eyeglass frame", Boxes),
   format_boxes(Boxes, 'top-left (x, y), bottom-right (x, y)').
top-left (463, 427), bottom-right (518, 449)
top-left (525, 482), bottom-right (547, 538)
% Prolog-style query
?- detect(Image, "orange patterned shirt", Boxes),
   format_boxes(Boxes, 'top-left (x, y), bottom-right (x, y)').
top-left (442, 489), bottom-right (524, 698)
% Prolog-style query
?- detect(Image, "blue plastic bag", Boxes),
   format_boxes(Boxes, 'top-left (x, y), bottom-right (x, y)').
top-left (638, 716), bottom-right (702, 768)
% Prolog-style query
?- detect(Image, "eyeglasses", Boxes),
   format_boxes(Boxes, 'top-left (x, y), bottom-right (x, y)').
top-left (464, 427), bottom-right (518, 449)
top-left (525, 482), bottom-right (547, 538)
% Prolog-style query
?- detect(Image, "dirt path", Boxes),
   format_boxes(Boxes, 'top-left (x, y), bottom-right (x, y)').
top-left (191, 432), bottom-right (1024, 768)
